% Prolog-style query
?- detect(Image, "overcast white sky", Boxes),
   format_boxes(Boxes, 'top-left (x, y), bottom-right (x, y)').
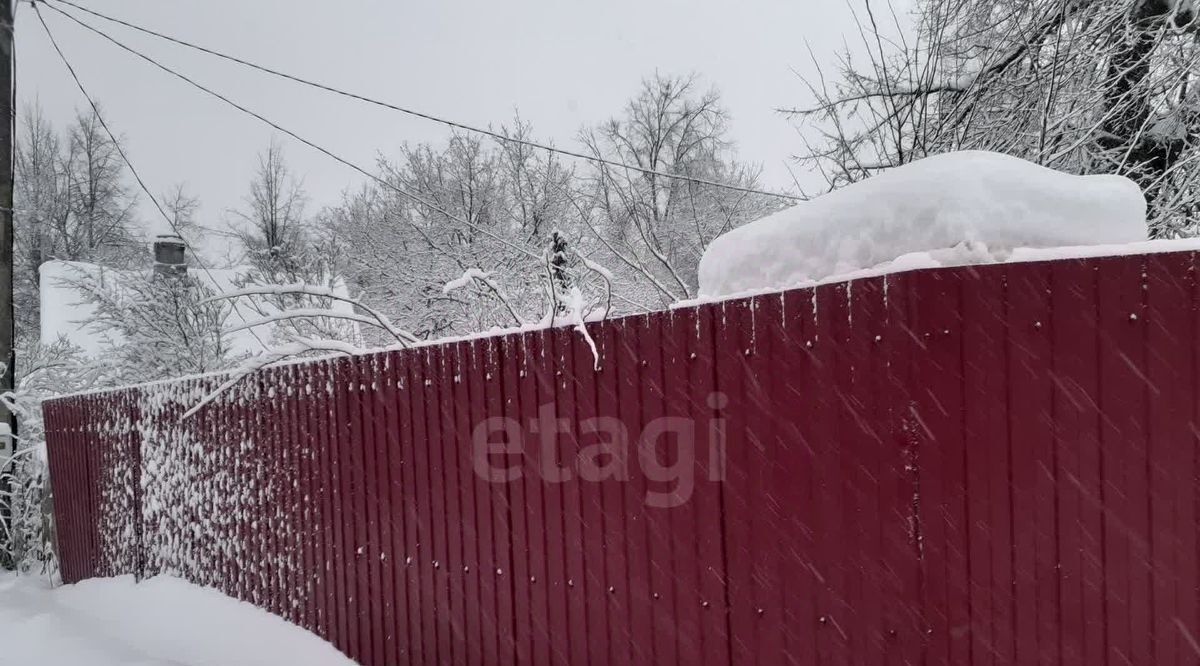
top-left (17, 0), bottom-right (911, 238)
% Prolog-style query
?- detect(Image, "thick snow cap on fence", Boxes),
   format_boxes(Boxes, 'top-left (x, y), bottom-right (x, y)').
top-left (697, 151), bottom-right (1148, 298)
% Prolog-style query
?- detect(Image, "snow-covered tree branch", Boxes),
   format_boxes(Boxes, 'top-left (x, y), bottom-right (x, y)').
top-left (789, 0), bottom-right (1200, 235)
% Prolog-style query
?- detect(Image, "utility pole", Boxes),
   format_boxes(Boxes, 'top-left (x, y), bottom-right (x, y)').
top-left (0, 0), bottom-right (16, 569)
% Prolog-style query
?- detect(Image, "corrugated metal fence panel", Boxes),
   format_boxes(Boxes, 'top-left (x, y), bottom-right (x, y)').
top-left (40, 250), bottom-right (1200, 666)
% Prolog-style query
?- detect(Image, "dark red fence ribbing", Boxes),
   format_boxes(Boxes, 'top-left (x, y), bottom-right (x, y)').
top-left (42, 251), bottom-right (1200, 665)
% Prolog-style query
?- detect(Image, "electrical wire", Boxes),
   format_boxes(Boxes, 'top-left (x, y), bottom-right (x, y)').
top-left (33, 3), bottom-right (271, 352)
top-left (45, 0), bottom-right (805, 203)
top-left (42, 1), bottom-right (547, 263)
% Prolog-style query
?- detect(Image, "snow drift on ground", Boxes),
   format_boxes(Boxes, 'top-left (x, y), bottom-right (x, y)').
top-left (697, 151), bottom-right (1148, 297)
top-left (0, 573), bottom-right (354, 666)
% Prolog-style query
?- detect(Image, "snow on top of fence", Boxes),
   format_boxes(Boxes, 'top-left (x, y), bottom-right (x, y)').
top-left (697, 151), bottom-right (1149, 298)
top-left (679, 237), bottom-right (1200, 308)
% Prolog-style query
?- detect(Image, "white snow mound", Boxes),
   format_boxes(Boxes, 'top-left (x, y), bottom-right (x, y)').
top-left (697, 151), bottom-right (1147, 297)
top-left (0, 573), bottom-right (354, 666)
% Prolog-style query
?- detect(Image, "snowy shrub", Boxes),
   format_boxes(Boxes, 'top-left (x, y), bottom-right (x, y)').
top-left (65, 268), bottom-right (241, 385)
top-left (0, 338), bottom-right (103, 575)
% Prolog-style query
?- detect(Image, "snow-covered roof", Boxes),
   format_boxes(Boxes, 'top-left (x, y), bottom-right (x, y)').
top-left (698, 151), bottom-right (1149, 298)
top-left (39, 260), bottom-right (357, 358)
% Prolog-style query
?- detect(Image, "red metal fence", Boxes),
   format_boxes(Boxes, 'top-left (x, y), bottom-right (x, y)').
top-left (43, 250), bottom-right (1200, 665)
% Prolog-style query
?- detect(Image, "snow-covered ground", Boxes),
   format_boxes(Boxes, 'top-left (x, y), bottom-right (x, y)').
top-left (0, 573), bottom-right (355, 666)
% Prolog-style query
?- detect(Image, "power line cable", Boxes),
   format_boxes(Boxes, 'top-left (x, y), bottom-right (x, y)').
top-left (32, 3), bottom-right (271, 352)
top-left (43, 1), bottom-right (546, 263)
top-left (45, 0), bottom-right (804, 203)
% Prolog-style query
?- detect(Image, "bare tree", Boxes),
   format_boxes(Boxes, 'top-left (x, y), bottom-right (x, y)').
top-left (162, 183), bottom-right (203, 260)
top-left (496, 115), bottom-right (577, 240)
top-left (227, 141), bottom-right (360, 346)
top-left (14, 106), bottom-right (64, 339)
top-left (322, 86), bottom-right (772, 337)
top-left (787, 0), bottom-right (1200, 236)
top-left (14, 105), bottom-right (145, 341)
top-left (322, 120), bottom-right (598, 340)
top-left (578, 74), bottom-right (780, 305)
top-left (62, 109), bottom-right (142, 263)
top-left (232, 140), bottom-right (309, 275)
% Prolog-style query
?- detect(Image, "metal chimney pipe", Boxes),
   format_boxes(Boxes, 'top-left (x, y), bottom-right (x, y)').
top-left (153, 234), bottom-right (187, 277)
